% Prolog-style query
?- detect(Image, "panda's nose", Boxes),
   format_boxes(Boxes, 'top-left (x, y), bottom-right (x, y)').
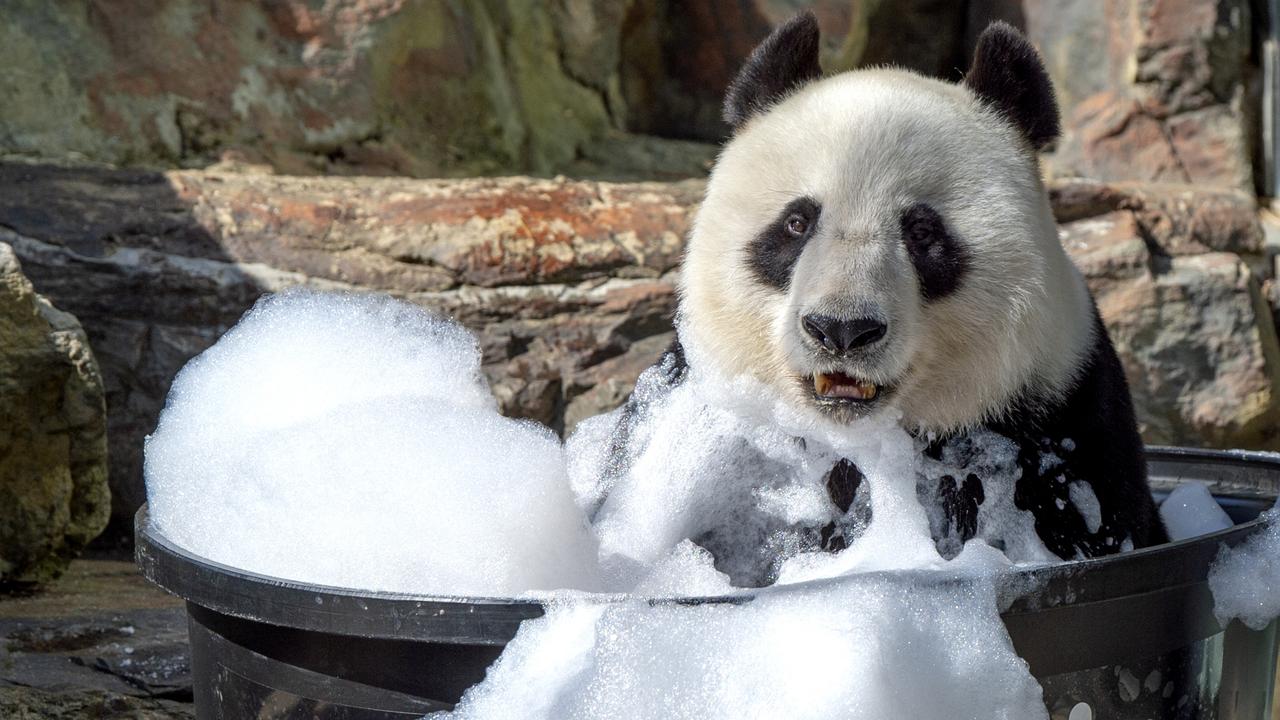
top-left (802, 315), bottom-right (887, 354)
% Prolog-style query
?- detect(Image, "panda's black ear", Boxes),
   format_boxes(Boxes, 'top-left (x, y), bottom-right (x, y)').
top-left (964, 22), bottom-right (1060, 150)
top-left (723, 11), bottom-right (822, 130)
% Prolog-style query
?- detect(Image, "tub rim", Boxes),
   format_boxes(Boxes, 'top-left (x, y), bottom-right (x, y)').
top-left (135, 445), bottom-right (1279, 658)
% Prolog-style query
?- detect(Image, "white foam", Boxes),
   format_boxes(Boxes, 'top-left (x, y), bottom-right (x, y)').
top-left (1208, 505), bottom-right (1280, 630)
top-left (443, 569), bottom-right (1046, 720)
top-left (1068, 482), bottom-right (1102, 535)
top-left (631, 540), bottom-right (735, 597)
top-left (444, 344), bottom-right (1050, 719)
top-left (144, 290), bottom-right (599, 595)
top-left (579, 364), bottom-right (847, 589)
top-left (1159, 481), bottom-right (1233, 541)
top-left (916, 430), bottom-right (1056, 565)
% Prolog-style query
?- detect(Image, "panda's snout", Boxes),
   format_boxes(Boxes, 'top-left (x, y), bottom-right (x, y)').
top-left (801, 314), bottom-right (887, 355)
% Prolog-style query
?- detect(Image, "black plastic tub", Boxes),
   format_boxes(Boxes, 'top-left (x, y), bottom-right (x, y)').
top-left (136, 447), bottom-right (1280, 719)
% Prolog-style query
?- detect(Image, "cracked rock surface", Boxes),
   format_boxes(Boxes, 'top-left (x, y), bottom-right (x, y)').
top-left (0, 558), bottom-right (192, 719)
top-left (1016, 0), bottom-right (1258, 189)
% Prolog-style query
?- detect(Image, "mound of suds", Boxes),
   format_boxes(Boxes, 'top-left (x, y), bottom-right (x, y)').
top-left (1209, 504), bottom-right (1280, 630)
top-left (144, 290), bottom-right (599, 595)
top-left (443, 565), bottom-right (1044, 720)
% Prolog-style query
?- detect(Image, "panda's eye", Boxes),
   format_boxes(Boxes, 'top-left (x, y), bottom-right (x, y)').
top-left (785, 214), bottom-right (809, 236)
top-left (901, 203), bottom-right (969, 302)
top-left (748, 196), bottom-right (821, 290)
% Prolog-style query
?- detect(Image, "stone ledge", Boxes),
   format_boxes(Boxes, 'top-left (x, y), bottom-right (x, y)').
top-left (2, 162), bottom-right (1275, 530)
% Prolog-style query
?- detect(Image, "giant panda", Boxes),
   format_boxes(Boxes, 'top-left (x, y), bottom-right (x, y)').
top-left (599, 14), bottom-right (1167, 573)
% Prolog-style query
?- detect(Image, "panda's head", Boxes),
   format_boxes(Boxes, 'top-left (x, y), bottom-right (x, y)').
top-left (679, 15), bottom-right (1095, 434)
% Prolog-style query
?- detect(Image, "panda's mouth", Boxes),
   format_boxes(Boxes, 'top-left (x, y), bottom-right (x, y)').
top-left (811, 372), bottom-right (884, 403)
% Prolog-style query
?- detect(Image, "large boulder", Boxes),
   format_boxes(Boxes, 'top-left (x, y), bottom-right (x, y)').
top-left (1105, 252), bottom-right (1280, 447)
top-left (0, 242), bottom-right (109, 585)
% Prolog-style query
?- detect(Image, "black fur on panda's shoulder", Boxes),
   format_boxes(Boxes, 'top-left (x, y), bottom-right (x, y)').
top-left (983, 307), bottom-right (1168, 558)
top-left (926, 306), bottom-right (1167, 560)
top-left (723, 11), bottom-right (823, 129)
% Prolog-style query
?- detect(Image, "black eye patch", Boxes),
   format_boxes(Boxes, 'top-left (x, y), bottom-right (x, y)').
top-left (901, 203), bottom-right (968, 301)
top-left (748, 196), bottom-right (821, 290)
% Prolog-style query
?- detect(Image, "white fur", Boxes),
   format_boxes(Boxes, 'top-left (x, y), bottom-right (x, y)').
top-left (678, 68), bottom-right (1094, 434)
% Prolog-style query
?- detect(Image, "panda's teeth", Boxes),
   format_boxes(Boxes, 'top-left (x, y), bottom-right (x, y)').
top-left (814, 373), bottom-right (879, 400)
top-left (814, 373), bottom-right (833, 396)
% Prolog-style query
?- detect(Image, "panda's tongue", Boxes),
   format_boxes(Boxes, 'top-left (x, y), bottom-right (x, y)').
top-left (814, 372), bottom-right (879, 400)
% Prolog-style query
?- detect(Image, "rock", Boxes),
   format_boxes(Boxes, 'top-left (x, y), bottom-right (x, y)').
top-left (1050, 178), bottom-right (1264, 256)
top-left (977, 0), bottom-right (1259, 189)
top-left (11, 1), bottom-right (1256, 188)
top-left (1058, 211), bottom-right (1152, 281)
top-left (1058, 93), bottom-right (1197, 183)
top-left (562, 331), bottom-right (676, 434)
top-left (0, 689), bottom-right (193, 720)
top-left (1058, 186), bottom-right (1280, 451)
top-left (0, 559), bottom-right (192, 717)
top-left (1047, 178), bottom-right (1136, 224)
top-left (1109, 253), bottom-right (1280, 448)
top-left (1120, 183), bottom-right (1264, 257)
top-left (0, 242), bottom-right (110, 585)
top-left (621, 0), bottom-right (971, 141)
top-left (853, 0), bottom-right (970, 80)
top-left (616, 0), bottom-right (774, 143)
top-left (1061, 215), bottom-right (1280, 449)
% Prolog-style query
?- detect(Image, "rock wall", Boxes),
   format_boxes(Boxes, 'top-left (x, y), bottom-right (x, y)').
top-left (1053, 180), bottom-right (1280, 446)
top-left (0, 1), bottom-right (983, 180)
top-left (3, 1), bottom-right (1264, 190)
top-left (0, 0), bottom-right (708, 179)
top-left (975, 0), bottom-right (1262, 191)
top-left (2, 163), bottom-right (1276, 531)
top-left (0, 242), bottom-right (110, 584)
